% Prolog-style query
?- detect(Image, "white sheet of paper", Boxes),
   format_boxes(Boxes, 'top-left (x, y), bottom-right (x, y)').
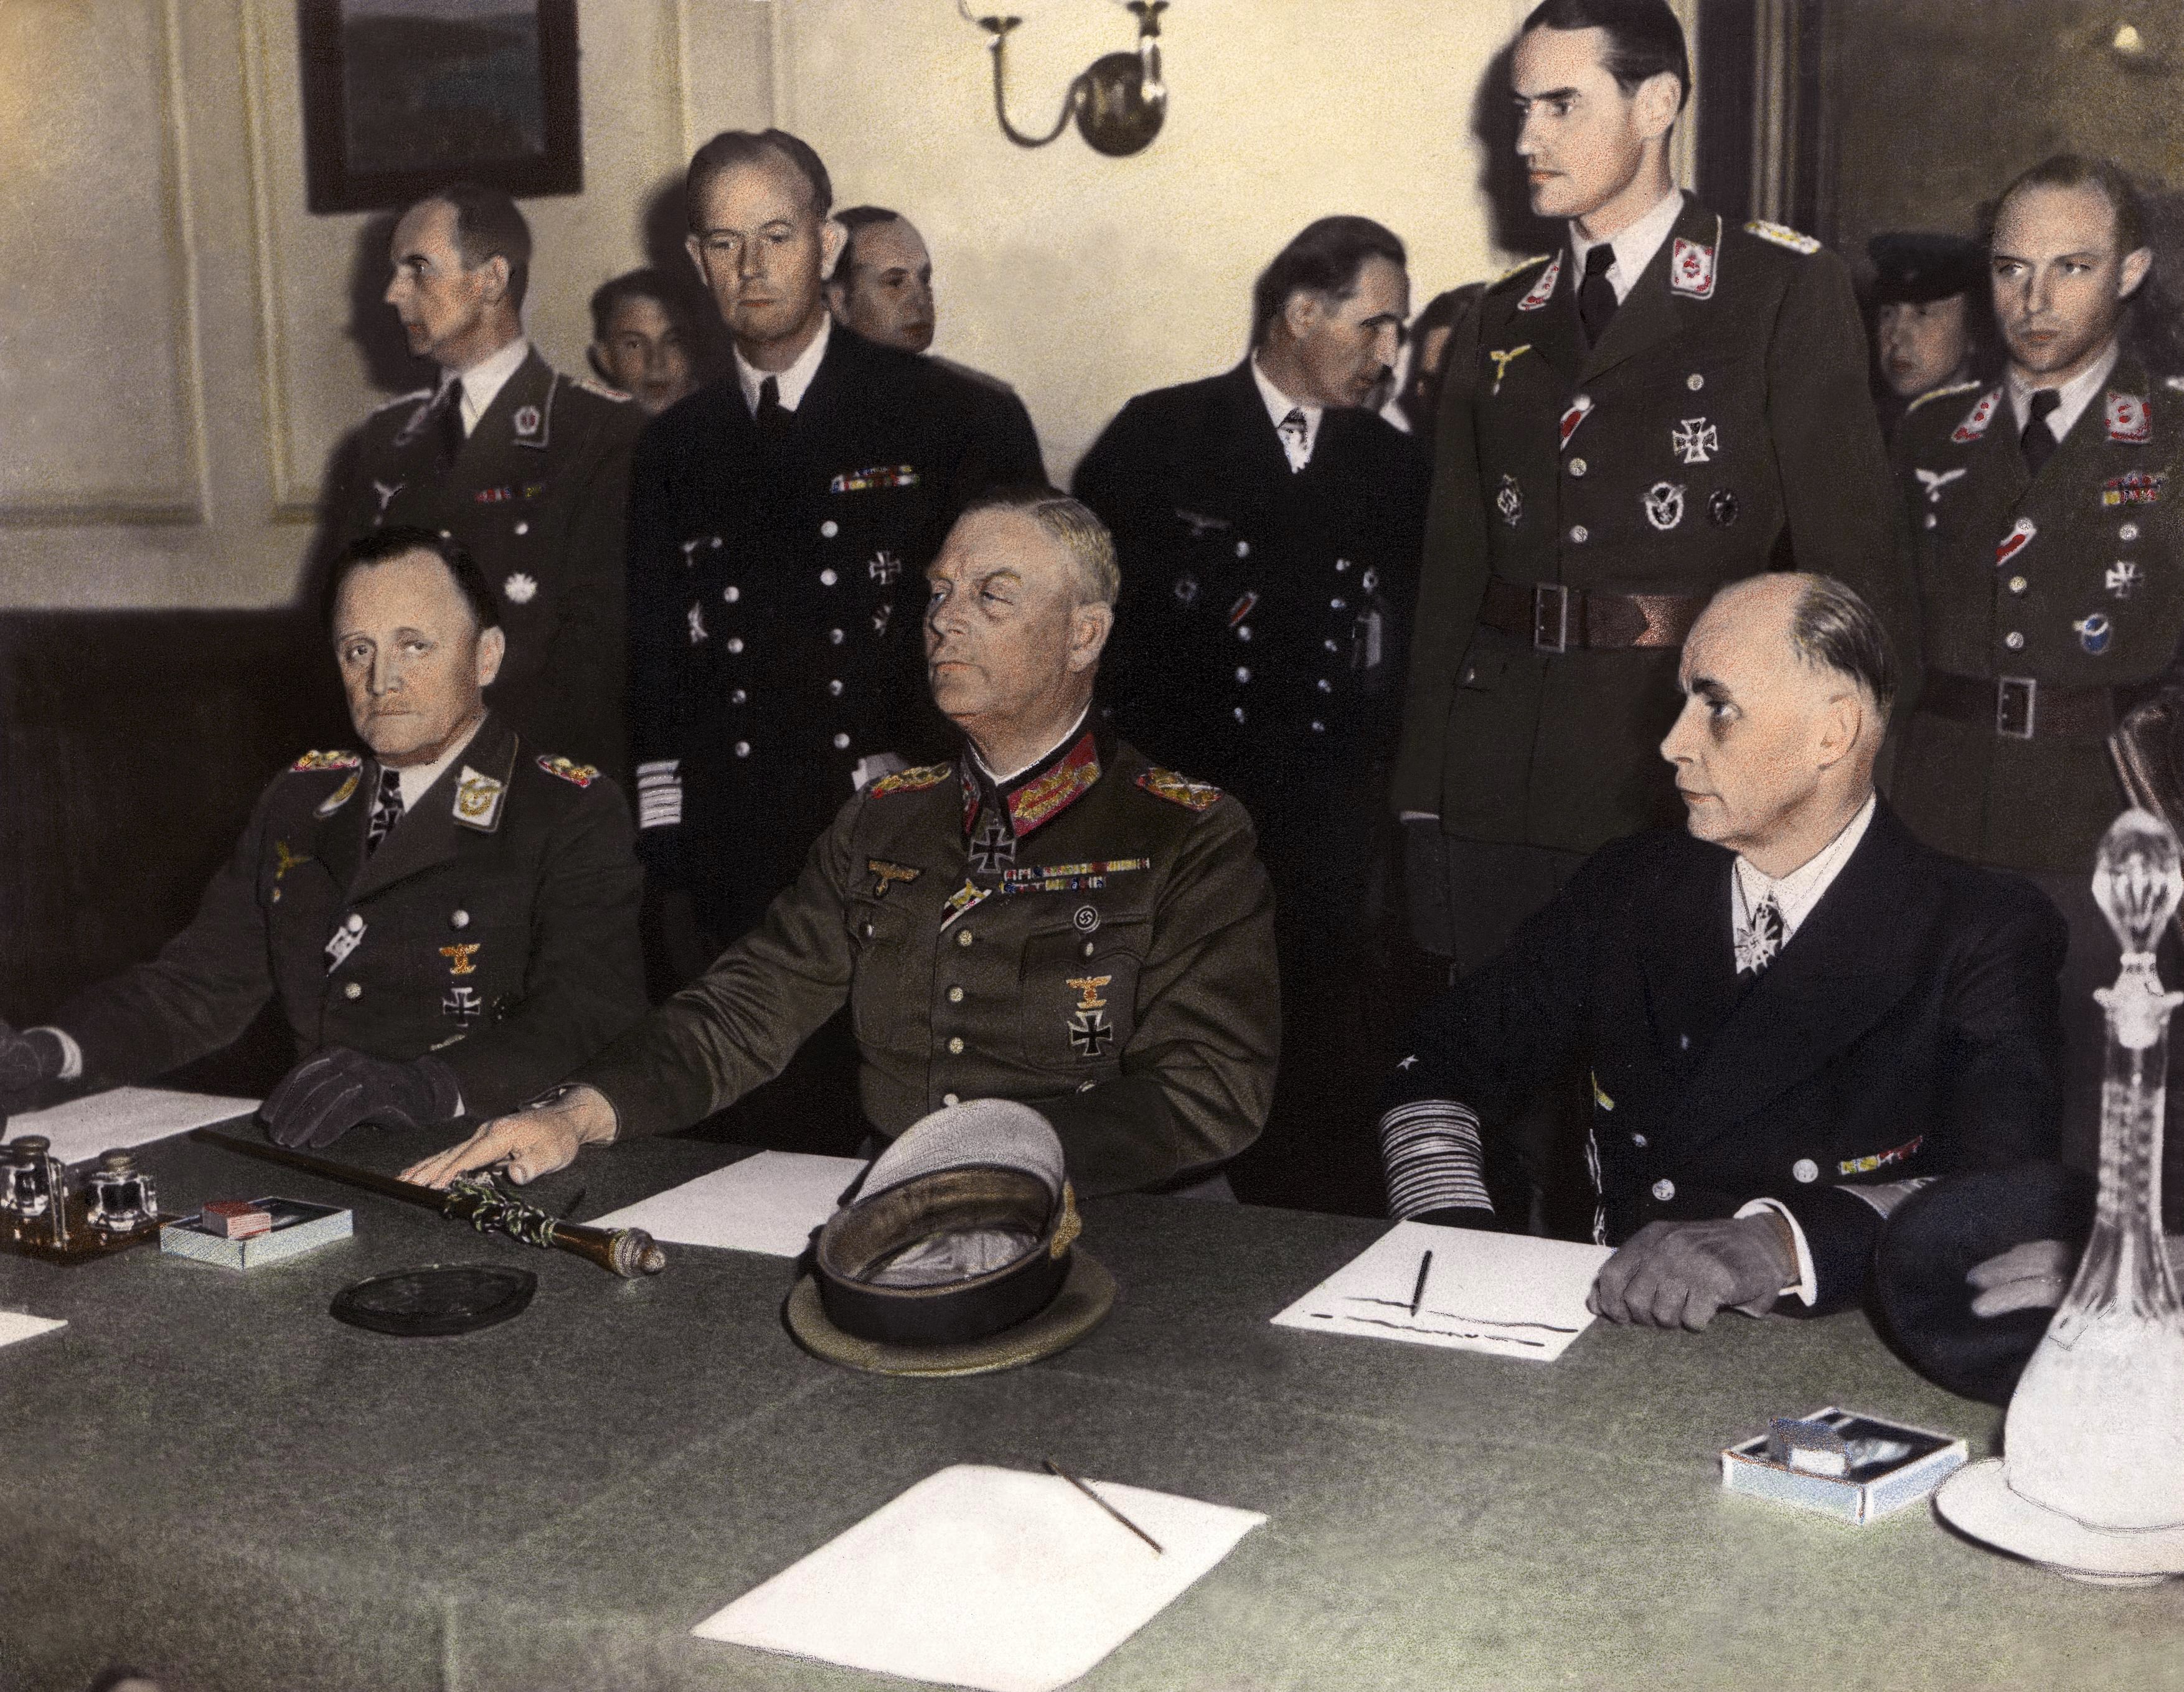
top-left (3, 1087), bottom-right (260, 1165)
top-left (694, 1464), bottom-right (1265, 1692)
top-left (588, 1150), bottom-right (866, 1256)
top-left (1271, 1219), bottom-right (1613, 1362)
top-left (0, 1312), bottom-right (67, 1350)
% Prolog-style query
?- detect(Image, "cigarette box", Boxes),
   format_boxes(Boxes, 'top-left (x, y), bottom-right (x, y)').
top-left (160, 1197), bottom-right (351, 1270)
top-left (1721, 1406), bottom-right (1967, 1525)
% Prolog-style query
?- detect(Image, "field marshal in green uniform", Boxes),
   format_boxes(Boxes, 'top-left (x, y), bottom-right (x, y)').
top-left (406, 491), bottom-right (1281, 1198)
top-left (1393, 0), bottom-right (1915, 971)
top-left (0, 529), bottom-right (648, 1149)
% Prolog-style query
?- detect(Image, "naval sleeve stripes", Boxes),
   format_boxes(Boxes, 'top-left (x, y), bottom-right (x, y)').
top-left (634, 759), bottom-right (682, 830)
top-left (1379, 1099), bottom-right (1494, 1219)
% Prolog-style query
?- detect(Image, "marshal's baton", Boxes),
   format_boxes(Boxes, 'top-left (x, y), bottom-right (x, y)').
top-left (193, 1129), bottom-right (666, 1278)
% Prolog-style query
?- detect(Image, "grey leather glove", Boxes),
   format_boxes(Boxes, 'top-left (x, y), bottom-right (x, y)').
top-left (260, 1048), bottom-right (462, 1150)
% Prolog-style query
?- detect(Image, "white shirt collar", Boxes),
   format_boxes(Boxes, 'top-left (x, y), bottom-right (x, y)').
top-left (1731, 792), bottom-right (1877, 947)
top-left (1569, 187), bottom-right (1686, 306)
top-left (2008, 339), bottom-right (2121, 443)
top-left (735, 313), bottom-right (832, 416)
top-left (1249, 355), bottom-right (1323, 471)
top-left (441, 337), bottom-right (530, 436)
top-left (390, 716), bottom-right (487, 811)
top-left (970, 705), bottom-right (1092, 789)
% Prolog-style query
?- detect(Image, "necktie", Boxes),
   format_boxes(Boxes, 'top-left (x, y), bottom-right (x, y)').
top-left (435, 378), bottom-right (466, 472)
top-left (755, 374), bottom-right (789, 446)
top-left (2021, 387), bottom-right (2061, 476)
top-left (1277, 407), bottom-right (1311, 472)
top-left (1736, 891), bottom-right (1787, 978)
top-left (1578, 242), bottom-right (1618, 345)
top-left (364, 766), bottom-right (405, 857)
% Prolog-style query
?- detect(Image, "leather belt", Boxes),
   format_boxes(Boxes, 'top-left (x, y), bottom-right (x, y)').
top-left (1479, 578), bottom-right (1706, 653)
top-left (1918, 671), bottom-right (2116, 740)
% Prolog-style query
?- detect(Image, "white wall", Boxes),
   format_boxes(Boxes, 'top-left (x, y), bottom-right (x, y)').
top-left (0, 0), bottom-right (1537, 610)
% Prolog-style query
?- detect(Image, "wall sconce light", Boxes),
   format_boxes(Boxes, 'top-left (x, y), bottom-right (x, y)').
top-left (957, 0), bottom-right (1169, 157)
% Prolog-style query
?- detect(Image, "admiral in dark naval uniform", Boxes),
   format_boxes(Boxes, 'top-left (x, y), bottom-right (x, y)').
top-left (628, 129), bottom-right (1045, 966)
top-left (0, 530), bottom-right (648, 1150)
top-left (320, 184), bottom-right (644, 778)
top-left (1381, 577), bottom-right (2062, 1328)
top-left (1075, 215), bottom-right (1428, 1204)
top-left (1392, 0), bottom-right (1915, 973)
top-left (407, 493), bottom-right (1279, 1199)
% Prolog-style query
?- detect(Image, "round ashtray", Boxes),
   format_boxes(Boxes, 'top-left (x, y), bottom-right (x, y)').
top-left (329, 1263), bottom-right (537, 1338)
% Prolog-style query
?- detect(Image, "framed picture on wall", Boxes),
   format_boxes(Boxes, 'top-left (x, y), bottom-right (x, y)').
top-left (298, 0), bottom-right (583, 214)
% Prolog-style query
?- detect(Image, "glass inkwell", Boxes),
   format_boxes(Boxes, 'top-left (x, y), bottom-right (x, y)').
top-left (84, 1151), bottom-right (158, 1236)
top-left (1, 1135), bottom-right (59, 1224)
top-left (1936, 807), bottom-right (2184, 1582)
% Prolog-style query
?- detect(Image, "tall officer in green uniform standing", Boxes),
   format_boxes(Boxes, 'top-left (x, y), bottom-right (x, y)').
top-left (1888, 154), bottom-right (2176, 1157)
top-left (320, 184), bottom-right (645, 779)
top-left (405, 491), bottom-right (1279, 1199)
top-left (1393, 0), bottom-right (1916, 981)
top-left (0, 529), bottom-right (647, 1149)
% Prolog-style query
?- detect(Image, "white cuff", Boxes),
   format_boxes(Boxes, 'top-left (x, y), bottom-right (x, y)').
top-left (1736, 1197), bottom-right (1817, 1307)
top-left (1379, 1100), bottom-right (1494, 1218)
top-left (31, 1027), bottom-right (83, 1083)
top-left (634, 759), bottom-right (682, 829)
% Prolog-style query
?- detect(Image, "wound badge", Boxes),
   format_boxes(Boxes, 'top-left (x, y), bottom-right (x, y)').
top-left (1670, 418), bottom-right (1717, 464)
top-left (503, 572), bottom-right (538, 604)
top-left (2108, 559), bottom-right (2142, 599)
top-left (1642, 481), bottom-right (1687, 532)
top-left (1707, 489), bottom-right (1738, 528)
top-left (2076, 611), bottom-right (2114, 654)
top-left (1173, 573), bottom-right (1200, 607)
top-left (1496, 474), bottom-right (1523, 527)
top-left (514, 405), bottom-right (542, 436)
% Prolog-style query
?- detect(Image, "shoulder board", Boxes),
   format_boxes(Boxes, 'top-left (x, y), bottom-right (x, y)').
top-left (1905, 377), bottom-right (1985, 416)
top-left (1136, 768), bottom-right (1223, 811)
top-left (1490, 253), bottom-right (1553, 289)
top-left (569, 374), bottom-right (633, 403)
top-left (369, 388), bottom-right (432, 416)
top-left (1743, 220), bottom-right (1822, 255)
top-left (535, 754), bottom-right (600, 787)
top-left (289, 750), bottom-right (362, 773)
top-left (870, 761), bottom-right (954, 796)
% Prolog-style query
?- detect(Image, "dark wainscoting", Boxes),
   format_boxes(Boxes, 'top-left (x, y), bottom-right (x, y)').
top-left (0, 610), bottom-right (351, 1095)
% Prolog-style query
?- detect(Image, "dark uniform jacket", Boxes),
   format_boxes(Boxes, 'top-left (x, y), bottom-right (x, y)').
top-left (1391, 195), bottom-right (1917, 852)
top-left (626, 326), bottom-right (1047, 945)
top-left (322, 348), bottom-right (644, 776)
top-left (574, 725), bottom-right (1279, 1196)
top-left (1384, 804), bottom-right (2064, 1312)
top-left (1074, 361), bottom-right (1429, 845)
top-left (55, 715), bottom-right (647, 1119)
top-left (1889, 357), bottom-right (2184, 872)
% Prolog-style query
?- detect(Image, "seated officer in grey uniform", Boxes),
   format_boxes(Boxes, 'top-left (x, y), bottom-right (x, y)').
top-left (1378, 574), bottom-right (2064, 1328)
top-left (0, 529), bottom-right (648, 1150)
top-left (405, 491), bottom-right (1279, 1198)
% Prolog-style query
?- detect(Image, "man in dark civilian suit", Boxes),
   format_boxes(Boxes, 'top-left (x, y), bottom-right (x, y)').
top-left (1381, 575), bottom-right (2063, 1327)
top-left (1075, 216), bottom-right (1428, 1208)
top-left (320, 184), bottom-right (644, 779)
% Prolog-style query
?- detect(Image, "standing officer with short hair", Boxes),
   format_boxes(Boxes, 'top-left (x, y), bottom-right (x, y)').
top-left (1888, 153), bottom-right (2183, 1159)
top-left (321, 184), bottom-right (644, 779)
top-left (1868, 231), bottom-right (1989, 438)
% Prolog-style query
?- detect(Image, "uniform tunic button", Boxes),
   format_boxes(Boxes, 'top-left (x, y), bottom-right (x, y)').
top-left (819, 568), bottom-right (837, 586)
top-left (1232, 706), bottom-right (1246, 723)
top-left (734, 740), bottom-right (751, 758)
top-left (948, 986), bottom-right (964, 1003)
top-left (1569, 458), bottom-right (1588, 476)
top-left (723, 585), bottom-right (741, 603)
top-left (1311, 720), bottom-right (1327, 733)
top-left (821, 520), bottom-right (839, 538)
top-left (1651, 1177), bottom-right (1675, 1201)
top-left (943, 1093), bottom-right (960, 1107)
top-left (957, 929), bottom-right (974, 947)
top-left (1324, 639), bottom-right (1340, 654)
top-left (1687, 373), bottom-right (1704, 391)
top-left (343, 982), bottom-right (362, 1000)
top-left (1335, 558), bottom-right (1351, 572)
top-left (1235, 540), bottom-right (1251, 558)
top-left (1631, 1132), bottom-right (1647, 1147)
top-left (725, 636), bottom-right (745, 654)
top-left (1316, 678), bottom-right (1332, 692)
top-left (451, 909), bottom-right (469, 929)
top-left (1570, 525), bottom-right (1589, 543)
top-left (1081, 940), bottom-right (1096, 957)
top-left (438, 529), bottom-right (452, 539)
top-left (2005, 631), bottom-right (2025, 651)
top-left (861, 921), bottom-right (875, 939)
top-left (1924, 514), bottom-right (1937, 530)
top-left (345, 913), bottom-right (363, 931)
top-left (2008, 576), bottom-right (2028, 595)
top-left (829, 628), bottom-right (845, 644)
top-left (828, 679), bottom-right (845, 695)
top-left (730, 689), bottom-right (748, 705)
top-left (1330, 597), bottom-right (1347, 611)
top-left (271, 888), bottom-right (282, 903)
top-left (514, 520), bottom-right (529, 535)
top-left (2122, 522), bottom-right (2141, 542)
top-left (1236, 625), bottom-right (1252, 641)
top-left (832, 732), bottom-right (850, 750)
top-left (1793, 1158), bottom-right (1819, 1184)
top-left (947, 1036), bottom-right (965, 1055)
top-left (1235, 667), bottom-right (1251, 682)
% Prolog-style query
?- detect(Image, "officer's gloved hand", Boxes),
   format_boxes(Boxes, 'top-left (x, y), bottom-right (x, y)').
top-left (0, 1020), bottom-right (65, 1095)
top-left (260, 1048), bottom-right (463, 1150)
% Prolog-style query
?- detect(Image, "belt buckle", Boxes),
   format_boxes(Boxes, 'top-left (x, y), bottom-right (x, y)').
top-left (1533, 583), bottom-right (1570, 654)
top-left (1996, 676), bottom-right (2036, 740)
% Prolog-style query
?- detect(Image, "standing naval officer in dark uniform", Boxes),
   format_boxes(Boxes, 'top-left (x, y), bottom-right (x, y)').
top-left (1393, 0), bottom-right (1915, 982)
top-left (1075, 215), bottom-right (1428, 1207)
top-left (1888, 154), bottom-right (2179, 1160)
top-left (320, 184), bottom-right (644, 779)
top-left (0, 529), bottom-right (647, 1150)
top-left (628, 130), bottom-right (1046, 973)
top-left (407, 492), bottom-right (1279, 1199)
